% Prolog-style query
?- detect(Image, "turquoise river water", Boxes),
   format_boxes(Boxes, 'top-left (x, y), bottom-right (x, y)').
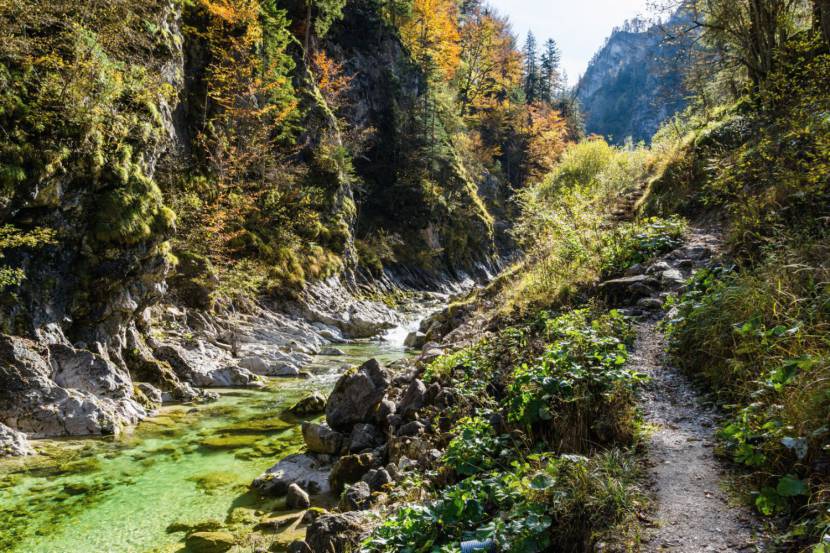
top-left (0, 341), bottom-right (410, 553)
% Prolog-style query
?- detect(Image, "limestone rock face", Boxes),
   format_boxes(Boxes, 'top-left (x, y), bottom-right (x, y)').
top-left (0, 422), bottom-right (33, 457)
top-left (0, 335), bottom-right (145, 438)
top-left (49, 344), bottom-right (134, 400)
top-left (325, 359), bottom-right (389, 431)
top-left (154, 344), bottom-right (261, 388)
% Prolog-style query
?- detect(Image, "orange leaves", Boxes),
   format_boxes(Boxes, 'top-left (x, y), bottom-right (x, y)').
top-left (312, 50), bottom-right (353, 108)
top-left (400, 0), bottom-right (461, 80)
top-left (525, 102), bottom-right (568, 181)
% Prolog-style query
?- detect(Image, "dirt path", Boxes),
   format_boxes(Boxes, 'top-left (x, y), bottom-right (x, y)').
top-left (609, 228), bottom-right (767, 551)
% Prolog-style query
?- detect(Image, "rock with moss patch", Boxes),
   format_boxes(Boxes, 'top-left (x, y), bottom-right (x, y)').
top-left (253, 453), bottom-right (331, 496)
top-left (306, 512), bottom-right (367, 553)
top-left (329, 452), bottom-right (379, 494)
top-left (185, 531), bottom-right (236, 553)
top-left (289, 392), bottom-right (327, 416)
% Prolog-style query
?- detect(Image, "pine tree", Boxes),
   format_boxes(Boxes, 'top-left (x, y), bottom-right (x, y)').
top-left (522, 31), bottom-right (541, 103)
top-left (539, 38), bottom-right (562, 104)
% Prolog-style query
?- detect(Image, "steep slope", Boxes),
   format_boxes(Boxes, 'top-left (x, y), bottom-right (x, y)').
top-left (577, 15), bottom-right (689, 143)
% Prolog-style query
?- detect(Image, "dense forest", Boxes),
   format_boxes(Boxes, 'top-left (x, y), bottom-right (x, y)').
top-left (1, 0), bottom-right (829, 552)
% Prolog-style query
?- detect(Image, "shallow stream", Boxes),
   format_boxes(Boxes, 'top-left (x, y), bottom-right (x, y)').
top-left (0, 338), bottom-right (413, 553)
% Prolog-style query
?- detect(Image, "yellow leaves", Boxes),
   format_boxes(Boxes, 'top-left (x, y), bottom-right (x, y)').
top-left (400, 0), bottom-right (461, 80)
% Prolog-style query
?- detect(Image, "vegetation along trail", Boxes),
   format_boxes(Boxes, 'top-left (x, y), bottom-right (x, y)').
top-left (610, 228), bottom-right (767, 551)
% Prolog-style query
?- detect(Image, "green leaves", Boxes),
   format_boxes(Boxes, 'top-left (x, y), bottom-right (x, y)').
top-left (776, 475), bottom-right (808, 497)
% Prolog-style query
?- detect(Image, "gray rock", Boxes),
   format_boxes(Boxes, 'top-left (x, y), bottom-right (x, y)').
top-left (598, 274), bottom-right (655, 304)
top-left (624, 263), bottom-right (645, 276)
top-left (289, 392), bottom-right (327, 416)
top-left (155, 344), bottom-right (261, 388)
top-left (302, 422), bottom-right (344, 455)
top-left (306, 512), bottom-right (367, 553)
top-left (398, 420), bottom-right (425, 437)
top-left (286, 483), bottom-right (311, 509)
top-left (136, 382), bottom-right (163, 405)
top-left (403, 331), bottom-right (427, 349)
top-left (417, 342), bottom-right (445, 364)
top-left (646, 261), bottom-right (672, 274)
top-left (252, 453), bottom-right (331, 496)
top-left (238, 355), bottom-right (269, 374)
top-left (339, 481), bottom-right (372, 511)
top-left (398, 379), bottom-right (426, 418)
top-left (637, 297), bottom-right (664, 310)
top-left (0, 423), bottom-right (33, 456)
top-left (364, 468), bottom-right (392, 491)
top-left (325, 359), bottom-right (389, 431)
top-left (0, 335), bottom-right (145, 438)
top-left (661, 268), bottom-right (686, 287)
top-left (320, 347), bottom-right (346, 356)
top-left (49, 344), bottom-right (134, 400)
top-left (348, 423), bottom-right (382, 453)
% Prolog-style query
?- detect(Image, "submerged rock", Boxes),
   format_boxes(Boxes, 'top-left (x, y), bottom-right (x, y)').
top-left (289, 392), bottom-right (327, 416)
top-left (0, 423), bottom-right (33, 457)
top-left (185, 531), bottom-right (236, 553)
top-left (326, 359), bottom-right (389, 431)
top-left (320, 347), bottom-right (346, 356)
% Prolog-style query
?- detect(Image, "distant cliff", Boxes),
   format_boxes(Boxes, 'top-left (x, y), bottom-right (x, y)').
top-left (577, 15), bottom-right (690, 144)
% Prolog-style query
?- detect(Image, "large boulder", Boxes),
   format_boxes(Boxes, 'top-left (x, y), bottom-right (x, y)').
top-left (302, 422), bottom-right (343, 455)
top-left (0, 335), bottom-right (145, 437)
top-left (0, 423), bottom-right (33, 457)
top-left (326, 359), bottom-right (389, 431)
top-left (252, 453), bottom-right (331, 496)
top-left (348, 423), bottom-right (382, 453)
top-left (305, 512), bottom-right (367, 553)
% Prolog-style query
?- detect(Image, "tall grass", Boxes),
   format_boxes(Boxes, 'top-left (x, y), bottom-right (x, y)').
top-left (505, 139), bottom-right (653, 312)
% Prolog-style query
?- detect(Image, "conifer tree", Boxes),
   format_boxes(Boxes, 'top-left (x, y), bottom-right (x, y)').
top-left (522, 31), bottom-right (541, 103)
top-left (539, 38), bottom-right (562, 104)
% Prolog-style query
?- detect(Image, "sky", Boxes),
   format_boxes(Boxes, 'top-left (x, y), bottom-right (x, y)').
top-left (487, 0), bottom-right (654, 86)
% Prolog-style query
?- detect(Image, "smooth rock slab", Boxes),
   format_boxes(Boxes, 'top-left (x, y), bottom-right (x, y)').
top-left (253, 453), bottom-right (331, 496)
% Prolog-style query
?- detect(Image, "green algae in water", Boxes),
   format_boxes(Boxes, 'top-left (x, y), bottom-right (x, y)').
top-left (0, 338), bottom-right (413, 553)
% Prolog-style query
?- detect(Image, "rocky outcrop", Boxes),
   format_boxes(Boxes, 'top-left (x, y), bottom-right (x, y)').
top-left (577, 11), bottom-right (692, 143)
top-left (0, 335), bottom-right (145, 437)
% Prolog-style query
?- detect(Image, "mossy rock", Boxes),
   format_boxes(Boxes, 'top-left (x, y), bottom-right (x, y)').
top-left (199, 435), bottom-right (269, 450)
top-left (185, 531), bottom-right (236, 553)
top-left (187, 471), bottom-right (245, 494)
top-left (168, 249), bottom-right (219, 310)
top-left (166, 518), bottom-right (225, 535)
top-left (218, 418), bottom-right (294, 435)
